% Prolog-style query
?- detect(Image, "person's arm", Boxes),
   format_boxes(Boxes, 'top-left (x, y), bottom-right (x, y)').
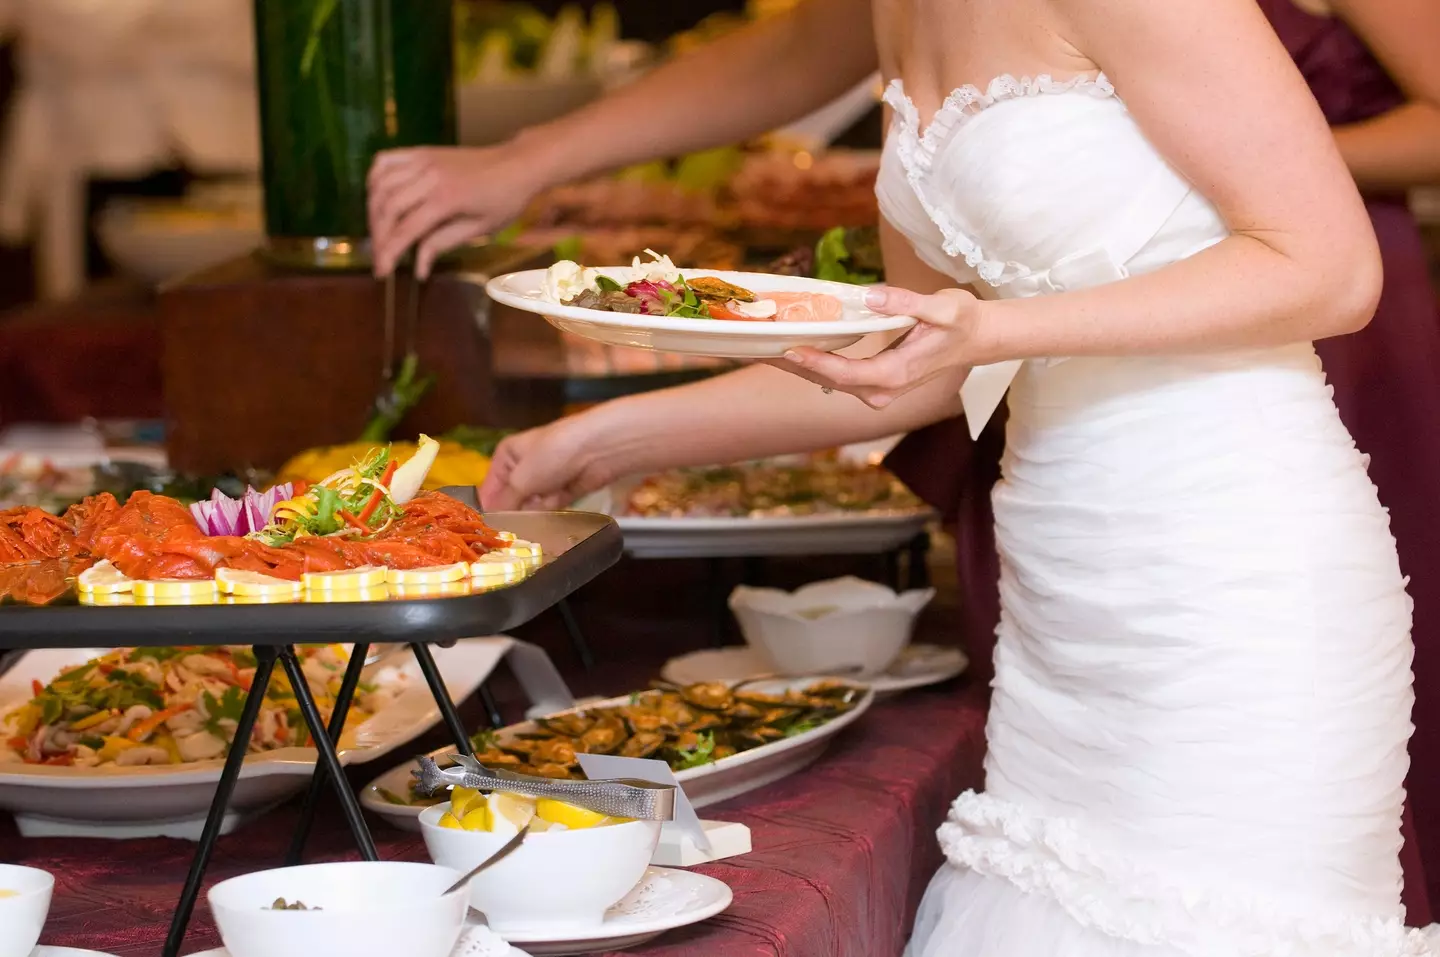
top-left (369, 0), bottom-right (877, 275)
top-left (784, 0), bottom-right (1382, 405)
top-left (512, 0), bottom-right (879, 188)
top-left (1329, 0), bottom-right (1440, 190)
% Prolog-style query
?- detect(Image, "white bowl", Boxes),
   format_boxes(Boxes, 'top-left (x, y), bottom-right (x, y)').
top-left (729, 576), bottom-right (934, 678)
top-left (0, 864), bottom-right (53, 957)
top-left (419, 803), bottom-right (661, 934)
top-left (208, 861), bottom-right (468, 957)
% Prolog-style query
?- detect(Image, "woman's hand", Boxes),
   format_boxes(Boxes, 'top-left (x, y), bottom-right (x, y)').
top-left (367, 142), bottom-right (550, 278)
top-left (774, 286), bottom-right (985, 409)
top-left (479, 419), bottom-right (615, 512)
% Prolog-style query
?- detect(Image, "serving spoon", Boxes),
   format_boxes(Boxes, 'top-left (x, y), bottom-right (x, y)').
top-left (442, 823), bottom-right (531, 899)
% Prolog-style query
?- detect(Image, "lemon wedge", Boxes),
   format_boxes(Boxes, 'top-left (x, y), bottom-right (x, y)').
top-left (438, 811), bottom-right (463, 830)
top-left (460, 805), bottom-right (492, 832)
top-left (133, 579), bottom-right (219, 601)
top-left (216, 568), bottom-right (303, 598)
top-left (470, 554), bottom-right (527, 581)
top-left (496, 531), bottom-right (517, 542)
top-left (391, 581), bottom-right (469, 600)
top-left (306, 585), bottom-right (390, 604)
top-left (534, 798), bottom-right (607, 831)
top-left (77, 560), bottom-right (132, 595)
top-left (450, 786), bottom-right (482, 817)
top-left (482, 791), bottom-right (536, 838)
top-left (386, 563), bottom-right (469, 586)
top-left (302, 566), bottom-right (388, 591)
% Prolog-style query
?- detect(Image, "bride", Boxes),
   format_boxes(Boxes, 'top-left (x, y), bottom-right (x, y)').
top-left (370, 0), bottom-right (1430, 951)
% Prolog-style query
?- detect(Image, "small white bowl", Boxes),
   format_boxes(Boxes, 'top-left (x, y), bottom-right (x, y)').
top-left (208, 861), bottom-right (468, 957)
top-left (419, 803), bottom-right (661, 934)
top-left (729, 576), bottom-right (934, 679)
top-left (0, 864), bottom-right (53, 957)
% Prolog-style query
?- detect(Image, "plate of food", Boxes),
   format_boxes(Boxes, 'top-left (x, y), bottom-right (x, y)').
top-left (361, 677), bottom-right (872, 830)
top-left (574, 448), bottom-right (935, 558)
top-left (0, 640), bottom-right (504, 839)
top-left (484, 251), bottom-right (914, 358)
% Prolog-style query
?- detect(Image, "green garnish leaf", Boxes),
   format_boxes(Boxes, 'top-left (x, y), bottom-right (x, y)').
top-left (596, 275), bottom-right (623, 293)
top-left (202, 686), bottom-right (248, 736)
top-left (671, 732), bottom-right (717, 770)
top-left (814, 227), bottom-right (879, 286)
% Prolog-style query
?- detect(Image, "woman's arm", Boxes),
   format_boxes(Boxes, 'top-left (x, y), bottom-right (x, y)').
top-left (783, 0), bottom-right (1382, 405)
top-left (973, 0), bottom-right (1382, 362)
top-left (369, 0), bottom-right (878, 274)
top-left (513, 0), bottom-right (879, 189)
top-left (1329, 0), bottom-right (1440, 190)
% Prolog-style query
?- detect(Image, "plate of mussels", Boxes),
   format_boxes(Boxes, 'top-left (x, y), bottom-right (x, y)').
top-left (361, 677), bottom-right (872, 829)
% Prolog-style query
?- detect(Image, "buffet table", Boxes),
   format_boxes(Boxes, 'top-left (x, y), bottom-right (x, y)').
top-left (7, 554), bottom-right (986, 957)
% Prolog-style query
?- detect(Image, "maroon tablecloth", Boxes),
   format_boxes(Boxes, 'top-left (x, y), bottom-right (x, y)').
top-left (4, 555), bottom-right (986, 957)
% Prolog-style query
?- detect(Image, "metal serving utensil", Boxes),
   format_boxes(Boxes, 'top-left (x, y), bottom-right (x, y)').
top-left (441, 823), bottom-right (531, 898)
top-left (415, 755), bottom-right (677, 822)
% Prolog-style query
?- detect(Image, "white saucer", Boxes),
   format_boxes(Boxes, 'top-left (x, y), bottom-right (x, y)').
top-left (501, 867), bottom-right (732, 955)
top-left (35, 949), bottom-right (122, 957)
top-left (662, 644), bottom-right (968, 695)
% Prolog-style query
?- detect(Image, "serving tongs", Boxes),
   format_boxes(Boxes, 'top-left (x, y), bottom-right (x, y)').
top-left (366, 259), bottom-right (434, 442)
top-left (414, 754), bottom-right (678, 822)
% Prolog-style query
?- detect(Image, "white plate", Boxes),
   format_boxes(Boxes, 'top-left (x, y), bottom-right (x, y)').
top-left (34, 949), bottom-right (123, 957)
top-left (361, 678), bottom-right (874, 830)
top-left (662, 644), bottom-right (968, 696)
top-left (501, 867), bottom-right (731, 955)
top-left (485, 269), bottom-right (914, 359)
top-left (577, 478), bottom-right (933, 559)
top-left (0, 640), bottom-right (506, 839)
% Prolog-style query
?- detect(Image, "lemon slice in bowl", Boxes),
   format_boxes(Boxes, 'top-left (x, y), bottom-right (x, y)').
top-left (438, 810), bottom-right (463, 830)
top-left (482, 792), bottom-right (536, 838)
top-left (133, 578), bottom-right (219, 601)
top-left (460, 805), bottom-right (492, 832)
top-left (216, 568), bottom-right (303, 598)
top-left (386, 563), bottom-right (469, 586)
top-left (451, 786), bottom-right (482, 817)
top-left (302, 566), bottom-right (388, 591)
top-left (77, 560), bottom-right (133, 595)
top-left (534, 798), bottom-right (607, 831)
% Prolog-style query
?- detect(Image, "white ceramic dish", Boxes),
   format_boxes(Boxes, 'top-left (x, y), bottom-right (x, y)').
top-left (420, 806), bottom-right (661, 934)
top-left (208, 861), bottom-right (468, 957)
top-left (0, 641), bottom-right (502, 839)
top-left (362, 677), bottom-right (874, 831)
top-left (500, 867), bottom-right (732, 956)
top-left (661, 644), bottom-right (968, 697)
top-left (0, 864), bottom-right (53, 957)
top-left (575, 482), bottom-right (933, 561)
top-left (33, 949), bottom-right (123, 957)
top-left (485, 269), bottom-right (915, 359)
top-left (730, 577), bottom-right (934, 679)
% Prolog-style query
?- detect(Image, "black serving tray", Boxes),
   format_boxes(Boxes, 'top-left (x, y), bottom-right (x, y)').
top-left (0, 495), bottom-right (621, 649)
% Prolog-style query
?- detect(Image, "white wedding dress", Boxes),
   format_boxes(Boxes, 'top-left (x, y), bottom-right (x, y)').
top-left (878, 74), bottom-right (1436, 956)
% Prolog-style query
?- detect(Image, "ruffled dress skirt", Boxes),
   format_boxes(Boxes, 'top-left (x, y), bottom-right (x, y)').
top-left (905, 347), bottom-right (1437, 956)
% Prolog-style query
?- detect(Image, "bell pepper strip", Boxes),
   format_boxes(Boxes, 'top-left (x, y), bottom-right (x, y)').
top-left (127, 703), bottom-right (193, 742)
top-left (358, 461), bottom-right (398, 523)
top-left (70, 708), bottom-right (118, 732)
top-left (339, 509), bottom-right (370, 534)
top-left (31, 679), bottom-right (43, 697)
